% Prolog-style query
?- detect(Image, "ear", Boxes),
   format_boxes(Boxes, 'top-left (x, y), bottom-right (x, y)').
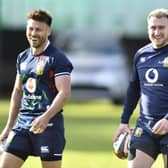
top-left (47, 27), bottom-right (51, 36)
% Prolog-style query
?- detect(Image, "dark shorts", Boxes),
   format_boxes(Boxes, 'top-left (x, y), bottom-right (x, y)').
top-left (5, 113), bottom-right (66, 161)
top-left (129, 117), bottom-right (168, 160)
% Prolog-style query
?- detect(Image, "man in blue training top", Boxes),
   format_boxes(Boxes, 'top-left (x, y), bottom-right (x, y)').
top-left (114, 8), bottom-right (168, 168)
top-left (0, 9), bottom-right (73, 168)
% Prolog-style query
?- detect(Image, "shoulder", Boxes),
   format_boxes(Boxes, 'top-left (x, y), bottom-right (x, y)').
top-left (47, 44), bottom-right (65, 56)
top-left (46, 44), bottom-right (72, 64)
top-left (46, 44), bottom-right (73, 74)
top-left (16, 48), bottom-right (31, 66)
top-left (133, 43), bottom-right (153, 63)
top-left (18, 48), bottom-right (30, 59)
top-left (137, 43), bottom-right (153, 55)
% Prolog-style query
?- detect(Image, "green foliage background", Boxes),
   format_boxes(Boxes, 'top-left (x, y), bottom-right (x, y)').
top-left (0, 100), bottom-right (163, 168)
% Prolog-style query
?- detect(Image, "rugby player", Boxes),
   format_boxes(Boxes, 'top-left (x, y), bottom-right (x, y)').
top-left (0, 9), bottom-right (73, 168)
top-left (114, 8), bottom-right (168, 168)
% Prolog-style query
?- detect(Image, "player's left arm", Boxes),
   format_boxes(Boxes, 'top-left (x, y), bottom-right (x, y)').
top-left (45, 75), bottom-right (71, 118)
top-left (30, 75), bottom-right (71, 133)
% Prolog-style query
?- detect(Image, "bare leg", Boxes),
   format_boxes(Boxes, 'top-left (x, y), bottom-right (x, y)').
top-left (163, 154), bottom-right (168, 168)
top-left (128, 149), bottom-right (154, 168)
top-left (0, 152), bottom-right (24, 168)
top-left (41, 160), bottom-right (62, 168)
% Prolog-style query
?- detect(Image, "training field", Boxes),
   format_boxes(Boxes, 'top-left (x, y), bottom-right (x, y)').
top-left (0, 99), bottom-right (163, 168)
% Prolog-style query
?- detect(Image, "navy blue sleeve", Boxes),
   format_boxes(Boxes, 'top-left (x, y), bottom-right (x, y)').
top-left (16, 49), bottom-right (28, 75)
top-left (121, 53), bottom-right (140, 124)
top-left (53, 51), bottom-right (73, 77)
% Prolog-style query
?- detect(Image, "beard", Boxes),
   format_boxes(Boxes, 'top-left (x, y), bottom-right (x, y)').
top-left (28, 37), bottom-right (46, 49)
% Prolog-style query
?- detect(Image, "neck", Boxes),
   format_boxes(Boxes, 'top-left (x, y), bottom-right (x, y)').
top-left (32, 40), bottom-right (49, 55)
top-left (152, 42), bottom-right (168, 49)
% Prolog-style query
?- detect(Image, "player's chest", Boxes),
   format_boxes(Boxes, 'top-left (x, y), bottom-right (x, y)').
top-left (137, 55), bottom-right (168, 84)
top-left (20, 55), bottom-right (51, 77)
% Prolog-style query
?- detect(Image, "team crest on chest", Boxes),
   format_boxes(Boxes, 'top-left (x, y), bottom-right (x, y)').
top-left (26, 78), bottom-right (36, 93)
top-left (36, 60), bottom-right (45, 75)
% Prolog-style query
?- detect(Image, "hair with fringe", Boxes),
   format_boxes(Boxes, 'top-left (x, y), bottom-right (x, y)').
top-left (147, 8), bottom-right (168, 21)
top-left (27, 9), bottom-right (52, 27)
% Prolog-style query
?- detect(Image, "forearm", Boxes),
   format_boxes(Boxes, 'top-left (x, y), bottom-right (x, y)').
top-left (6, 88), bottom-right (22, 128)
top-left (42, 90), bottom-right (70, 120)
top-left (29, 75), bottom-right (71, 134)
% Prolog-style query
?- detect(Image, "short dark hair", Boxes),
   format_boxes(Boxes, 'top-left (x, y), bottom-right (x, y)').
top-left (27, 9), bottom-right (52, 27)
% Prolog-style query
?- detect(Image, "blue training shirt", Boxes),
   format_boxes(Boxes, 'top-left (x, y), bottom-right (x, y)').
top-left (121, 43), bottom-right (168, 123)
top-left (15, 42), bottom-right (73, 129)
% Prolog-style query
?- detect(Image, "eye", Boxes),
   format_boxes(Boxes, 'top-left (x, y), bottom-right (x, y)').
top-left (27, 27), bottom-right (33, 32)
top-left (158, 26), bottom-right (165, 30)
top-left (150, 26), bottom-right (156, 31)
top-left (36, 28), bottom-right (41, 32)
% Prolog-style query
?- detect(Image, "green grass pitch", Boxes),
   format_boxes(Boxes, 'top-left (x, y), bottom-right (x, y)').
top-left (0, 99), bottom-right (163, 168)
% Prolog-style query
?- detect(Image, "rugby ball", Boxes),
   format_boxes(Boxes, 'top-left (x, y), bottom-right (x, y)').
top-left (113, 131), bottom-right (130, 159)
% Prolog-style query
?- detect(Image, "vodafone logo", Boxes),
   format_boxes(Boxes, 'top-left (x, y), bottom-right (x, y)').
top-left (26, 78), bottom-right (36, 93)
top-left (145, 68), bottom-right (158, 83)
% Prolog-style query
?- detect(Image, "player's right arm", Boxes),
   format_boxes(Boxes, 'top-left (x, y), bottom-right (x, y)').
top-left (113, 52), bottom-right (140, 142)
top-left (0, 74), bottom-right (22, 141)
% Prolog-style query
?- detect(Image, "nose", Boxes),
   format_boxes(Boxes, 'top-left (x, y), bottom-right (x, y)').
top-left (154, 28), bottom-right (161, 36)
top-left (31, 29), bottom-right (37, 36)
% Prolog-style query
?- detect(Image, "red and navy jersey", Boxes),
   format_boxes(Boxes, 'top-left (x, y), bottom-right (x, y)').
top-left (121, 44), bottom-right (168, 123)
top-left (15, 43), bottom-right (73, 129)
